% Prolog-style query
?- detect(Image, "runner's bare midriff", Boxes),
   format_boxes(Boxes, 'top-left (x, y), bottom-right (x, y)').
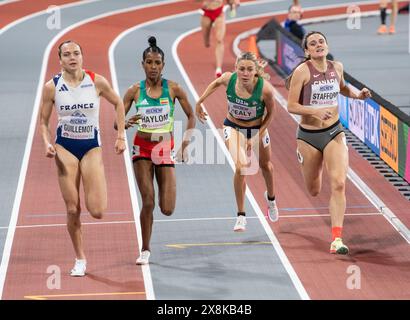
top-left (299, 105), bottom-right (339, 130)
top-left (202, 0), bottom-right (224, 10)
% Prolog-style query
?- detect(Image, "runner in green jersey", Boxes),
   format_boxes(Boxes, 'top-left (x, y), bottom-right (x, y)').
top-left (123, 37), bottom-right (196, 265)
top-left (196, 52), bottom-right (279, 232)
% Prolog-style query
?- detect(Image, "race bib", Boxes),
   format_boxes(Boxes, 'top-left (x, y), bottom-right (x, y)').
top-left (262, 131), bottom-right (270, 148)
top-left (223, 126), bottom-right (232, 141)
top-left (228, 102), bottom-right (256, 120)
top-left (60, 117), bottom-right (95, 139)
top-left (139, 105), bottom-right (170, 129)
top-left (309, 79), bottom-right (339, 108)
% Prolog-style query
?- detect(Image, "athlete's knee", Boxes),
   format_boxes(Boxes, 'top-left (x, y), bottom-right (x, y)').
top-left (141, 195), bottom-right (155, 212)
top-left (307, 184), bottom-right (321, 197)
top-left (89, 208), bottom-right (104, 219)
top-left (66, 205), bottom-right (80, 217)
top-left (331, 178), bottom-right (346, 193)
top-left (66, 206), bottom-right (81, 227)
top-left (309, 189), bottom-right (320, 197)
top-left (216, 37), bottom-right (223, 45)
top-left (86, 201), bottom-right (106, 219)
top-left (160, 206), bottom-right (174, 216)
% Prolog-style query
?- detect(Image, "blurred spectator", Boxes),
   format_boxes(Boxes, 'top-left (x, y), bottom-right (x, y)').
top-left (283, 4), bottom-right (305, 40)
top-left (398, 2), bottom-right (408, 14)
top-left (377, 0), bottom-right (398, 34)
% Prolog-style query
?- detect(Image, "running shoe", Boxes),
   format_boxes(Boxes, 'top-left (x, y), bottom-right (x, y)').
top-left (229, 7), bottom-right (236, 18)
top-left (377, 24), bottom-right (387, 34)
top-left (264, 191), bottom-right (279, 222)
top-left (70, 258), bottom-right (86, 277)
top-left (215, 67), bottom-right (222, 78)
top-left (389, 25), bottom-right (395, 34)
top-left (233, 215), bottom-right (247, 232)
top-left (136, 250), bottom-right (151, 265)
top-left (330, 238), bottom-right (349, 255)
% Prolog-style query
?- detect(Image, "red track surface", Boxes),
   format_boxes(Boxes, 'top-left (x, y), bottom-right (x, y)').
top-left (0, 0), bottom-right (79, 29)
top-left (2, 1), bottom-right (409, 300)
top-left (178, 4), bottom-right (410, 299)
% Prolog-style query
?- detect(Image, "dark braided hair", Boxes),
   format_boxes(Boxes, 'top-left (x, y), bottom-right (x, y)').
top-left (142, 36), bottom-right (164, 62)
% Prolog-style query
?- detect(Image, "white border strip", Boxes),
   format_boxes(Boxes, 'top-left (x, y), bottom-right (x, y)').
top-left (231, 7), bottom-right (410, 244)
top-left (0, 0), bottom-right (185, 300)
top-left (0, 0), bottom-right (101, 36)
top-left (0, 212), bottom-right (382, 230)
top-left (0, 0), bottom-right (20, 7)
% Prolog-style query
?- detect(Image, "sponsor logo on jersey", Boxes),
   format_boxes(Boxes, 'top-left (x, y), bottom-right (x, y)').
top-left (59, 103), bottom-right (94, 111)
top-left (139, 99), bottom-right (149, 105)
top-left (80, 83), bottom-right (93, 88)
top-left (160, 98), bottom-right (169, 105)
top-left (146, 107), bottom-right (163, 114)
top-left (319, 85), bottom-right (334, 92)
top-left (313, 78), bottom-right (336, 85)
top-left (70, 111), bottom-right (87, 125)
top-left (59, 84), bottom-right (69, 92)
top-left (234, 97), bottom-right (248, 106)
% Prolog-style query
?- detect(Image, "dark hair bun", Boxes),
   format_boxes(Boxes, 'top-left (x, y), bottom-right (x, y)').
top-left (148, 36), bottom-right (157, 47)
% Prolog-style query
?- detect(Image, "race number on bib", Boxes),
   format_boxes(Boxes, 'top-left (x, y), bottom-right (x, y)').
top-left (61, 123), bottom-right (95, 139)
top-left (309, 79), bottom-right (339, 108)
top-left (139, 105), bottom-right (170, 129)
top-left (228, 102), bottom-right (256, 120)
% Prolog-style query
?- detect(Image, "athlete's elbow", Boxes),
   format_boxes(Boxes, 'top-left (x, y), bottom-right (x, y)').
top-left (287, 103), bottom-right (297, 114)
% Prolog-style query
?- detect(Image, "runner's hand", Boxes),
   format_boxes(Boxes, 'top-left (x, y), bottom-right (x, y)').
top-left (315, 108), bottom-right (333, 121)
top-left (195, 103), bottom-right (208, 123)
top-left (126, 114), bottom-right (141, 129)
top-left (115, 138), bottom-right (126, 154)
top-left (45, 143), bottom-right (56, 158)
top-left (358, 88), bottom-right (371, 100)
top-left (175, 142), bottom-right (189, 163)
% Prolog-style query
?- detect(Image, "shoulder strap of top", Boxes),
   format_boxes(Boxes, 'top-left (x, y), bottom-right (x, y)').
top-left (162, 78), bottom-right (169, 94)
top-left (140, 80), bottom-right (146, 91)
top-left (253, 76), bottom-right (264, 101)
top-left (227, 72), bottom-right (237, 94)
top-left (84, 69), bottom-right (95, 82)
top-left (53, 73), bottom-right (62, 87)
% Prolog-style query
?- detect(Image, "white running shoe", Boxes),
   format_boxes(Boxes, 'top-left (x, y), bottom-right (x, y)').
top-left (233, 215), bottom-right (247, 232)
top-left (136, 250), bottom-right (151, 265)
top-left (264, 191), bottom-right (279, 222)
top-left (70, 258), bottom-right (86, 277)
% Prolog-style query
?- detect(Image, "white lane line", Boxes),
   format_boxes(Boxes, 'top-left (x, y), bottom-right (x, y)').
top-left (231, 3), bottom-right (410, 244)
top-left (0, 0), bottom-right (20, 6)
top-left (0, 0), bottom-right (101, 36)
top-left (0, 220), bottom-right (136, 229)
top-left (155, 212), bottom-right (382, 222)
top-left (0, 0), bottom-right (187, 300)
top-left (25, 212), bottom-right (127, 218)
top-left (0, 212), bottom-right (382, 230)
